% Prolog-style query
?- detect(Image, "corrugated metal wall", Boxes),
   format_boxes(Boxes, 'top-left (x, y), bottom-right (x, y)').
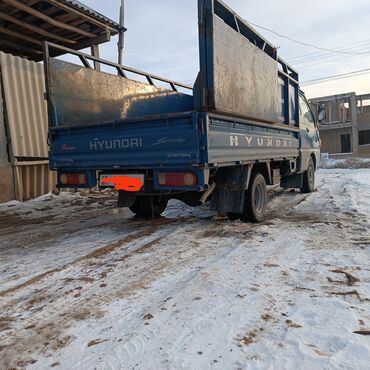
top-left (0, 51), bottom-right (48, 158)
top-left (0, 52), bottom-right (56, 202)
top-left (14, 162), bottom-right (56, 201)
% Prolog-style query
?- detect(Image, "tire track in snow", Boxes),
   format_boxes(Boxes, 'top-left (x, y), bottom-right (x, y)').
top-left (0, 220), bottom-right (206, 369)
top-left (3, 170), bottom-right (370, 369)
top-left (1, 186), bottom-right (321, 370)
top-left (0, 227), bottom-right (150, 297)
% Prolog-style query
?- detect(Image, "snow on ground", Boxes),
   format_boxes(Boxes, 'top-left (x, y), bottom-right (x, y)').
top-left (319, 157), bottom-right (370, 170)
top-left (0, 169), bottom-right (370, 370)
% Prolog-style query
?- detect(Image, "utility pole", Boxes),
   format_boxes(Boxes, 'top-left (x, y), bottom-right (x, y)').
top-left (118, 0), bottom-right (125, 65)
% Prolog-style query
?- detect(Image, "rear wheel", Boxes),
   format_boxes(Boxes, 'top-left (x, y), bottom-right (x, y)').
top-left (300, 158), bottom-right (315, 193)
top-left (241, 172), bottom-right (267, 223)
top-left (129, 196), bottom-right (168, 219)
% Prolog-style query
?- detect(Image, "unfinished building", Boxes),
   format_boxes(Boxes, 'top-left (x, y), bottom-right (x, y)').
top-left (310, 92), bottom-right (370, 159)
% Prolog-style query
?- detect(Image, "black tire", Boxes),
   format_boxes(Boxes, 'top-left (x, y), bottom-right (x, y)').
top-left (241, 172), bottom-right (268, 223)
top-left (300, 158), bottom-right (315, 194)
top-left (227, 213), bottom-right (240, 221)
top-left (129, 196), bottom-right (168, 219)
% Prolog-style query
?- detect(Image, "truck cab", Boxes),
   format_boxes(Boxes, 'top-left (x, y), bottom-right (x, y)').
top-left (298, 92), bottom-right (321, 192)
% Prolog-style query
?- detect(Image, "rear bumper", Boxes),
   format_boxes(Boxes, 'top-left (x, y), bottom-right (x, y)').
top-left (56, 167), bottom-right (210, 192)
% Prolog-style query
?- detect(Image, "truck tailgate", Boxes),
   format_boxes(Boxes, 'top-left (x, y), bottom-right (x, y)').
top-left (49, 113), bottom-right (204, 169)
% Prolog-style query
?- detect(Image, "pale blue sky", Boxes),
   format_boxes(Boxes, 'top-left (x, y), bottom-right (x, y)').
top-left (81, 0), bottom-right (370, 98)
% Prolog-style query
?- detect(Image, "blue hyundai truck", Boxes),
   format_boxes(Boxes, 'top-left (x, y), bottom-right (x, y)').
top-left (44, 0), bottom-right (320, 222)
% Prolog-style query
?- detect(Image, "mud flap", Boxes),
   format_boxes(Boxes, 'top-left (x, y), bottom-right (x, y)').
top-left (211, 189), bottom-right (245, 213)
top-left (211, 165), bottom-right (251, 213)
top-left (118, 191), bottom-right (137, 208)
top-left (280, 173), bottom-right (303, 189)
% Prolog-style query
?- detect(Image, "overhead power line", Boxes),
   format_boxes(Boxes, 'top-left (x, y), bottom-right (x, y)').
top-left (294, 44), bottom-right (370, 65)
top-left (297, 45), bottom-right (370, 67)
top-left (301, 68), bottom-right (370, 85)
top-left (298, 48), bottom-right (370, 71)
top-left (288, 39), bottom-right (370, 62)
top-left (248, 21), bottom-right (369, 56)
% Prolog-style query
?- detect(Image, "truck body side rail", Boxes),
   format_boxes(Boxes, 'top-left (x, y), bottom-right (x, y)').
top-left (43, 42), bottom-right (194, 128)
top-left (43, 41), bottom-right (193, 93)
top-left (197, 0), bottom-right (299, 126)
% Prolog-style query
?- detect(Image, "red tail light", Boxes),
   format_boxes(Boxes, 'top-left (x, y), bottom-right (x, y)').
top-left (60, 173), bottom-right (87, 186)
top-left (158, 172), bottom-right (198, 187)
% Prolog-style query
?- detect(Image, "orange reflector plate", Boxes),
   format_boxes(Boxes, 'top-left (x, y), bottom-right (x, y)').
top-left (100, 174), bottom-right (144, 192)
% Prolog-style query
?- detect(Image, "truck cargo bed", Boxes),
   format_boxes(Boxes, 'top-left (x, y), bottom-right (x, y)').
top-left (50, 112), bottom-right (299, 171)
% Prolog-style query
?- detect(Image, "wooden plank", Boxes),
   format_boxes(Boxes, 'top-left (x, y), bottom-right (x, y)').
top-left (21, 1), bottom-right (63, 24)
top-left (69, 31), bottom-right (111, 52)
top-left (54, 13), bottom-right (81, 24)
top-left (0, 39), bottom-right (42, 56)
top-left (33, 32), bottom-right (111, 62)
top-left (90, 44), bottom-right (101, 72)
top-left (56, 17), bottom-right (102, 36)
top-left (45, 0), bottom-right (119, 34)
top-left (0, 26), bottom-right (43, 46)
top-left (0, 13), bottom-right (76, 45)
top-left (1, 0), bottom-right (96, 38)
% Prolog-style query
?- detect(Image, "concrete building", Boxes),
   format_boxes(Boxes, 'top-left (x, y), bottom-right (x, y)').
top-left (310, 92), bottom-right (370, 159)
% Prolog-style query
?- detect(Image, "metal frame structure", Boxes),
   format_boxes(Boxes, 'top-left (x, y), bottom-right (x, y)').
top-left (43, 42), bottom-right (192, 94)
top-left (198, 0), bottom-right (299, 126)
top-left (43, 0), bottom-right (300, 128)
top-left (43, 41), bottom-right (193, 127)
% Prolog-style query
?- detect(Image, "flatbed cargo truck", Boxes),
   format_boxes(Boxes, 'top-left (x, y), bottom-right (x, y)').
top-left (44, 0), bottom-right (321, 222)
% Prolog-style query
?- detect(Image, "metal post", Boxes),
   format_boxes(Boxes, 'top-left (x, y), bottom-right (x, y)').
top-left (118, 0), bottom-right (125, 65)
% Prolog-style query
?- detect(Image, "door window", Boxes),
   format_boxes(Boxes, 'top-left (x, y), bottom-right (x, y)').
top-left (299, 95), bottom-right (315, 126)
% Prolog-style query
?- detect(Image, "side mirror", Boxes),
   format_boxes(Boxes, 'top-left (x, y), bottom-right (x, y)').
top-left (318, 109), bottom-right (326, 123)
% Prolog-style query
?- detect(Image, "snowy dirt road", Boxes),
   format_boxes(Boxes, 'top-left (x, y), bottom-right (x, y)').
top-left (1, 169), bottom-right (370, 370)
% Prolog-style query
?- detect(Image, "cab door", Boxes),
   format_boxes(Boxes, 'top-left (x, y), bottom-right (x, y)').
top-left (299, 94), bottom-right (321, 172)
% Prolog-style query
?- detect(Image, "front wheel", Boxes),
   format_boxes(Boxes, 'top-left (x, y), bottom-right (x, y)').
top-left (300, 158), bottom-right (315, 194)
top-left (241, 173), bottom-right (268, 223)
top-left (129, 196), bottom-right (168, 219)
